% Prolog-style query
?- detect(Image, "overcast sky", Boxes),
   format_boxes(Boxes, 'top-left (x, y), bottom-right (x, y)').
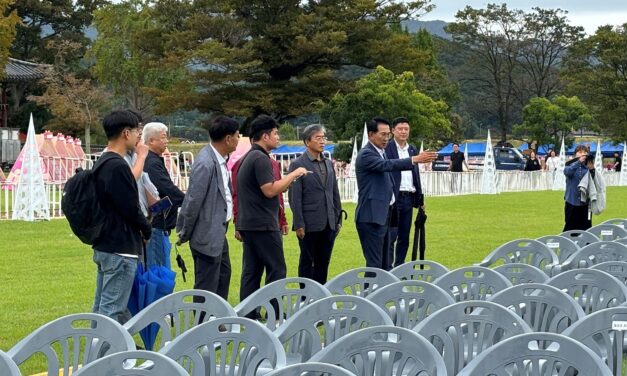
top-left (422, 0), bottom-right (627, 34)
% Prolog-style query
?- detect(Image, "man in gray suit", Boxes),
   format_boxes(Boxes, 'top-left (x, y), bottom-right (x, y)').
top-left (176, 116), bottom-right (240, 300)
top-left (288, 124), bottom-right (341, 284)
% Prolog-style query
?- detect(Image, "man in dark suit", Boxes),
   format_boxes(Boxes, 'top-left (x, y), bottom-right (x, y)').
top-left (176, 116), bottom-right (240, 301)
top-left (355, 117), bottom-right (437, 270)
top-left (385, 117), bottom-right (425, 268)
top-left (288, 124), bottom-right (342, 284)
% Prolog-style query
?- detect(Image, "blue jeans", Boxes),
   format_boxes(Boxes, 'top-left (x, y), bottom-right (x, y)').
top-left (145, 228), bottom-right (171, 268)
top-left (92, 250), bottom-right (137, 324)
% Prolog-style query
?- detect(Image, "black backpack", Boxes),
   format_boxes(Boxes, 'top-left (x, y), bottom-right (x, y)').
top-left (62, 154), bottom-right (115, 245)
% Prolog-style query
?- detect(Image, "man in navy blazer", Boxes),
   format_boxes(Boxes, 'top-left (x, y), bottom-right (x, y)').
top-left (355, 117), bottom-right (437, 270)
top-left (385, 117), bottom-right (425, 268)
top-left (288, 124), bottom-right (341, 284)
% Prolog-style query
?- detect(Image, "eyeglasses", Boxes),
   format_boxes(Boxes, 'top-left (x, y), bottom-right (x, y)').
top-left (312, 136), bottom-right (327, 142)
top-left (377, 132), bottom-right (393, 140)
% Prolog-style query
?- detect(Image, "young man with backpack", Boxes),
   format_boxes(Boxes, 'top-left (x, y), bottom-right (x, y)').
top-left (91, 110), bottom-right (152, 324)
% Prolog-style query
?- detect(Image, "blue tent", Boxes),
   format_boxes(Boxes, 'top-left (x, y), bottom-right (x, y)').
top-left (271, 144), bottom-right (335, 156)
top-left (518, 143), bottom-right (555, 155)
top-left (562, 141), bottom-right (623, 156)
top-left (437, 142), bottom-right (486, 157)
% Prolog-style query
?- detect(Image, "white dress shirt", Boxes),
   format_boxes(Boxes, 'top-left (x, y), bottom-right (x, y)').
top-left (210, 144), bottom-right (233, 222)
top-left (396, 142), bottom-right (415, 192)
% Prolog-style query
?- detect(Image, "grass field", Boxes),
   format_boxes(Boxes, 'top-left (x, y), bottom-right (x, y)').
top-left (1, 187), bottom-right (627, 374)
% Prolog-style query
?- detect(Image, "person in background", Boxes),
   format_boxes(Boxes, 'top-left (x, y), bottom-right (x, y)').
top-left (92, 110), bottom-right (152, 324)
top-left (235, 115), bottom-right (308, 303)
top-left (449, 143), bottom-right (468, 172)
top-left (613, 152), bottom-right (622, 172)
top-left (176, 116), bottom-right (240, 300)
top-left (564, 145), bottom-right (594, 231)
top-left (355, 117), bottom-right (437, 270)
top-left (545, 149), bottom-right (559, 172)
top-left (524, 150), bottom-right (542, 171)
top-left (385, 117), bottom-right (425, 268)
top-left (288, 124), bottom-right (341, 284)
top-left (143, 122), bottom-right (185, 268)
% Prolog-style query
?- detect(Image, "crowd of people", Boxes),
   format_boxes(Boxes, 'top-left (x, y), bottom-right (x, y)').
top-left (88, 110), bottom-right (613, 326)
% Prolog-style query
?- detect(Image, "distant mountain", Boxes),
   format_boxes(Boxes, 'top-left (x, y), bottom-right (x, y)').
top-left (401, 19), bottom-right (450, 39)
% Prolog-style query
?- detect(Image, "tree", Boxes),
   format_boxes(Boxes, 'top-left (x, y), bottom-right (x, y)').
top-left (563, 24), bottom-right (627, 141)
top-left (151, 0), bottom-right (435, 124)
top-left (29, 46), bottom-right (111, 153)
top-left (9, 0), bottom-right (107, 65)
top-left (513, 95), bottom-right (593, 149)
top-left (90, 1), bottom-right (185, 117)
top-left (0, 0), bottom-right (19, 77)
top-left (446, 4), bottom-right (524, 142)
top-left (320, 66), bottom-right (451, 144)
top-left (445, 4), bottom-right (583, 142)
top-left (518, 8), bottom-right (584, 99)
top-left (278, 122), bottom-right (297, 141)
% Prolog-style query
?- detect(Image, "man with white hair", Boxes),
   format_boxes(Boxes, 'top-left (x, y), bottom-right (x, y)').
top-left (143, 122), bottom-right (185, 268)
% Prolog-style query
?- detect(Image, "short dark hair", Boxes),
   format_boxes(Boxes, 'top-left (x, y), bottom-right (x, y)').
top-left (250, 115), bottom-right (278, 141)
top-left (127, 109), bottom-right (143, 124)
top-left (453, 142), bottom-right (460, 147)
top-left (102, 110), bottom-right (139, 140)
top-left (209, 115), bottom-right (240, 142)
top-left (366, 117), bottom-right (390, 134)
top-left (575, 144), bottom-right (588, 154)
top-left (391, 117), bottom-right (409, 128)
top-left (302, 124), bottom-right (325, 143)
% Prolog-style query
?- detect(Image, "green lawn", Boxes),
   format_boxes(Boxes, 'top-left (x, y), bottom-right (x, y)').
top-left (1, 187), bottom-right (626, 374)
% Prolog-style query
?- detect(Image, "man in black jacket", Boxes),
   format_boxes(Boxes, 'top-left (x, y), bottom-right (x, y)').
top-left (92, 110), bottom-right (152, 324)
top-left (288, 124), bottom-right (341, 284)
top-left (143, 122), bottom-right (185, 268)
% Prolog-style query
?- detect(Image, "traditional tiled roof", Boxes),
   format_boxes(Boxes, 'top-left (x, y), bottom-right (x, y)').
top-left (1, 58), bottom-right (47, 83)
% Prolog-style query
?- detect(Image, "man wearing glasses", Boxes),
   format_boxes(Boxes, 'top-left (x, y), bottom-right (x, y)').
top-left (355, 117), bottom-right (437, 270)
top-left (288, 124), bottom-right (342, 284)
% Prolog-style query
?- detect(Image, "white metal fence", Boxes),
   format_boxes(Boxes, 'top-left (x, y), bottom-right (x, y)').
top-left (1, 159), bottom-right (624, 219)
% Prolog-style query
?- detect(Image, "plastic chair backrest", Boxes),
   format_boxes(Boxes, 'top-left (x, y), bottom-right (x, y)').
top-left (0, 350), bottom-right (20, 376)
top-left (160, 317), bottom-right (286, 376)
top-left (413, 300), bottom-right (531, 376)
top-left (234, 277), bottom-right (331, 330)
top-left (310, 326), bottom-right (447, 376)
top-left (73, 350), bottom-right (188, 376)
top-left (366, 280), bottom-right (455, 328)
top-left (617, 237), bottom-right (627, 246)
top-left (274, 295), bottom-right (393, 363)
top-left (124, 289), bottom-right (236, 350)
top-left (457, 332), bottom-right (612, 376)
top-left (602, 218), bottom-right (627, 228)
top-left (553, 241), bottom-right (627, 274)
top-left (493, 263), bottom-right (549, 285)
top-left (562, 306), bottom-right (627, 375)
top-left (434, 266), bottom-right (512, 302)
top-left (324, 268), bottom-right (399, 298)
top-left (547, 268), bottom-right (627, 314)
top-left (489, 283), bottom-right (585, 333)
top-left (478, 238), bottom-right (558, 273)
top-left (587, 223), bottom-right (627, 241)
top-left (8, 313), bottom-right (135, 376)
top-left (536, 235), bottom-right (580, 263)
top-left (265, 362), bottom-right (356, 376)
top-left (560, 230), bottom-right (600, 248)
top-left (591, 261), bottom-right (627, 286)
top-left (389, 260), bottom-right (449, 282)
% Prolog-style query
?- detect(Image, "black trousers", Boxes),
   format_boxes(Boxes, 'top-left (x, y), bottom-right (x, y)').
top-left (356, 207), bottom-right (393, 270)
top-left (239, 230), bottom-right (286, 302)
top-left (298, 226), bottom-right (337, 284)
top-left (191, 236), bottom-right (231, 301)
top-left (389, 193), bottom-right (414, 268)
top-left (563, 202), bottom-right (592, 231)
